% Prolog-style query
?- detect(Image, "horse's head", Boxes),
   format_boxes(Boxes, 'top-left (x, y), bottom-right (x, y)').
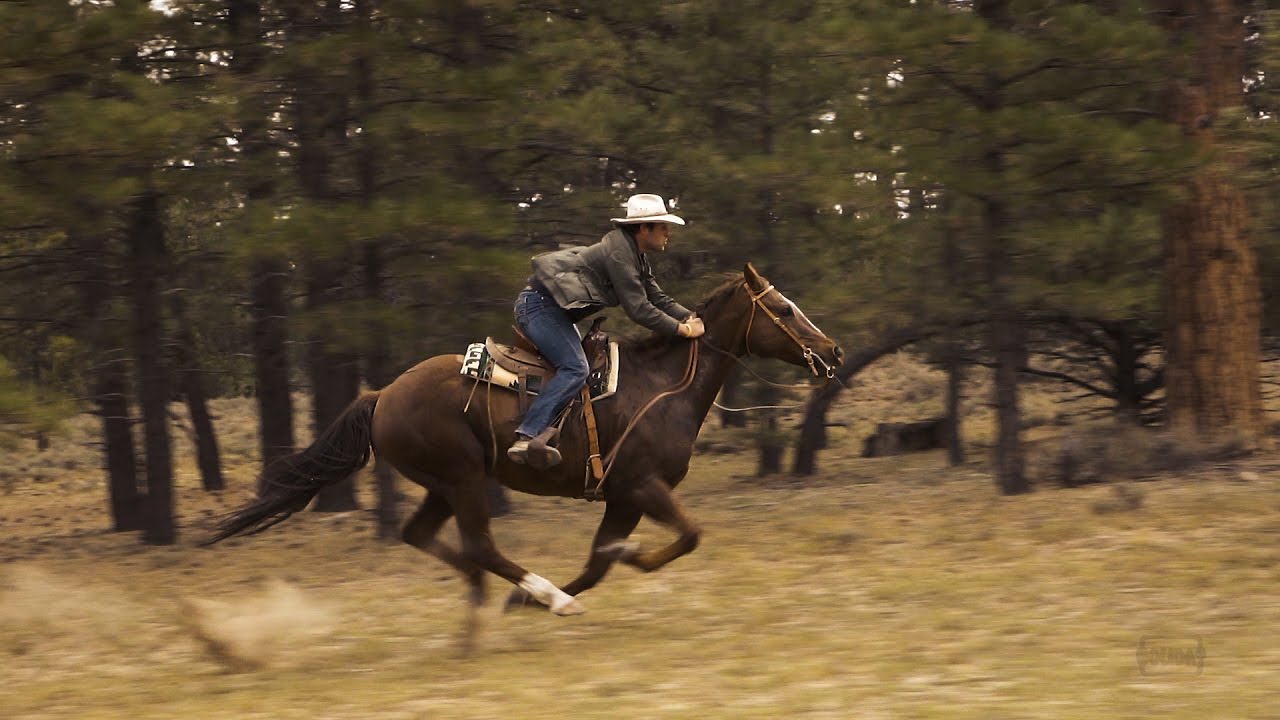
top-left (729, 263), bottom-right (844, 377)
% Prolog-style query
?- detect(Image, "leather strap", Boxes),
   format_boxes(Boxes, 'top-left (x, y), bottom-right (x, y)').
top-left (517, 369), bottom-right (529, 413)
top-left (596, 340), bottom-right (699, 490)
top-left (580, 385), bottom-right (606, 500)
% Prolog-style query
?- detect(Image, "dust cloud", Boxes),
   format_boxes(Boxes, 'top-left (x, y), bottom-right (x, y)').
top-left (179, 578), bottom-right (338, 671)
top-left (0, 565), bottom-right (337, 675)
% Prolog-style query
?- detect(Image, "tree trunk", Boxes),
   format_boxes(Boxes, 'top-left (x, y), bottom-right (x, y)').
top-left (792, 399), bottom-right (828, 476)
top-left (128, 191), bottom-right (176, 544)
top-left (250, 258), bottom-right (295, 488)
top-left (230, 0), bottom-right (295, 488)
top-left (753, 383), bottom-right (783, 476)
top-left (308, 265), bottom-right (361, 513)
top-left (182, 374), bottom-right (224, 492)
top-left (989, 307), bottom-right (1028, 494)
top-left (168, 294), bottom-right (224, 491)
top-left (975, 0), bottom-right (1028, 495)
top-left (1159, 1), bottom-right (1262, 448)
top-left (308, 343), bottom-right (361, 511)
top-left (351, 10), bottom-right (415, 530)
top-left (1164, 177), bottom-right (1261, 444)
top-left (74, 232), bottom-right (143, 530)
top-left (30, 347), bottom-right (49, 451)
top-left (293, 12), bottom-right (358, 512)
top-left (364, 243), bottom-right (402, 536)
top-left (717, 366), bottom-right (747, 427)
top-left (1111, 324), bottom-right (1144, 425)
top-left (229, 0), bottom-right (293, 486)
top-left (986, 196), bottom-right (1027, 495)
top-left (942, 199), bottom-right (965, 466)
top-left (944, 340), bottom-right (965, 466)
top-left (792, 324), bottom-right (949, 475)
top-left (96, 355), bottom-right (144, 531)
top-left (308, 349), bottom-right (361, 512)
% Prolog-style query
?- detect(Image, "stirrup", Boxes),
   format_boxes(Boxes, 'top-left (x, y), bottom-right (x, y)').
top-left (527, 427), bottom-right (562, 469)
top-left (507, 437), bottom-right (561, 468)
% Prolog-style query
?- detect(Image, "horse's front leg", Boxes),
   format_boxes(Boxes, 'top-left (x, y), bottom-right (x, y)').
top-left (600, 474), bottom-right (701, 573)
top-left (505, 500), bottom-right (643, 612)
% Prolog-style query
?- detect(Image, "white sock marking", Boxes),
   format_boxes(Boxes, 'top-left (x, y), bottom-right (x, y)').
top-left (518, 573), bottom-right (582, 615)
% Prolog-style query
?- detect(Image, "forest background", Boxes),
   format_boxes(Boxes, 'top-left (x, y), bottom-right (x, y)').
top-left (1, 0), bottom-right (1277, 543)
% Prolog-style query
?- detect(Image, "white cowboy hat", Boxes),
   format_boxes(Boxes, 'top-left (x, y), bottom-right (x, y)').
top-left (610, 193), bottom-right (686, 225)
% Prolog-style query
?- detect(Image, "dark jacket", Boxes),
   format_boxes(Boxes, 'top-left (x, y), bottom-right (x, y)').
top-left (529, 228), bottom-right (692, 336)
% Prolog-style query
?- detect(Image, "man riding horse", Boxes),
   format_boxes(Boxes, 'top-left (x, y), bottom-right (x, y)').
top-left (508, 194), bottom-right (706, 468)
top-left (206, 199), bottom-right (844, 633)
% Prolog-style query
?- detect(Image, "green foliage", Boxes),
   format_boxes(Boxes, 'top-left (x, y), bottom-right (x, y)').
top-left (0, 0), bottom-right (1276, 404)
top-left (840, 0), bottom-right (1192, 335)
top-left (0, 357), bottom-right (74, 447)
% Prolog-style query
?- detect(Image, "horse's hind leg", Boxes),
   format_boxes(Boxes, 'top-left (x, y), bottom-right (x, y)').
top-left (604, 475), bottom-right (702, 573)
top-left (505, 501), bottom-right (643, 611)
top-left (448, 471), bottom-right (586, 616)
top-left (401, 491), bottom-right (489, 648)
top-left (402, 492), bottom-right (482, 591)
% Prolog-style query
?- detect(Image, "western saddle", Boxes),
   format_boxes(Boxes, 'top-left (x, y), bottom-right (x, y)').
top-left (483, 317), bottom-right (611, 499)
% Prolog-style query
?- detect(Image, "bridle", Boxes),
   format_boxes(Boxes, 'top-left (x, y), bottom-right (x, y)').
top-left (740, 282), bottom-right (837, 379)
top-left (586, 279), bottom-right (837, 498)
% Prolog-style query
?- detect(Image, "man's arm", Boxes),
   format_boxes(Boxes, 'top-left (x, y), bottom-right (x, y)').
top-left (604, 245), bottom-right (683, 336)
top-left (642, 265), bottom-right (693, 322)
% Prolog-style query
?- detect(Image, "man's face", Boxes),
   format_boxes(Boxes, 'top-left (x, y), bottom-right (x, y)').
top-left (635, 223), bottom-right (672, 253)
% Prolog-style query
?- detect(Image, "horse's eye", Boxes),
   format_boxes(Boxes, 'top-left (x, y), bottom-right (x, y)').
top-left (779, 305), bottom-right (794, 318)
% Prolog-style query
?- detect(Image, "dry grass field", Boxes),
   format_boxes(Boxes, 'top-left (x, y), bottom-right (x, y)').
top-left (2, 355), bottom-right (1278, 719)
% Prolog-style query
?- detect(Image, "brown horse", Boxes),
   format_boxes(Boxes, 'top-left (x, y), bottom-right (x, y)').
top-left (207, 263), bottom-right (842, 625)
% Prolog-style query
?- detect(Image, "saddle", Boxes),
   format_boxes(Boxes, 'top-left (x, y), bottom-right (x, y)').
top-left (460, 317), bottom-right (615, 500)
top-left (473, 317), bottom-right (615, 411)
top-left (486, 317), bottom-right (611, 381)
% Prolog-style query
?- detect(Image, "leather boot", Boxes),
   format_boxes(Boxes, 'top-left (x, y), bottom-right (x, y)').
top-left (526, 427), bottom-right (562, 469)
top-left (507, 428), bottom-right (562, 468)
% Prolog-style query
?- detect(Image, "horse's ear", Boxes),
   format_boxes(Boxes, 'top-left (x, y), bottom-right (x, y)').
top-left (744, 262), bottom-right (766, 290)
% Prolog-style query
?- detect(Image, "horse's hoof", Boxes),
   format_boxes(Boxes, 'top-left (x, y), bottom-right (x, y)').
top-left (504, 588), bottom-right (542, 612)
top-left (550, 596), bottom-right (586, 616)
top-left (596, 540), bottom-right (639, 561)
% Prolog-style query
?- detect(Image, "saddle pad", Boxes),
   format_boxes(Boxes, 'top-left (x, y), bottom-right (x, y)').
top-left (460, 341), bottom-right (620, 400)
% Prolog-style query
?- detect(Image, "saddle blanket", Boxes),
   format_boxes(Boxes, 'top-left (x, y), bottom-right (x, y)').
top-left (460, 341), bottom-right (620, 400)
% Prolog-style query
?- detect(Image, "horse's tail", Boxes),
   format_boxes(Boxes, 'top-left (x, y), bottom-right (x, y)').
top-left (204, 391), bottom-right (380, 545)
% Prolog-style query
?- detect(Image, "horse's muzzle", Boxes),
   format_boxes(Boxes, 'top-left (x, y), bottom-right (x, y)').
top-left (804, 344), bottom-right (844, 378)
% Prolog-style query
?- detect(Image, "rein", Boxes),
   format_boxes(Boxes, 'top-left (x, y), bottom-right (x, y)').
top-left (590, 339), bottom-right (699, 494)
top-left (587, 280), bottom-right (839, 496)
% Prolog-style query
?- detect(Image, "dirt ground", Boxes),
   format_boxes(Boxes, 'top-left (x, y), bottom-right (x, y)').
top-left (2, 358), bottom-right (1277, 719)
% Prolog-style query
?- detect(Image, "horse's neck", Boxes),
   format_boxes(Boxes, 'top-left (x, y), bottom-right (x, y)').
top-left (617, 290), bottom-right (751, 429)
top-left (681, 300), bottom-right (753, 422)
top-left (686, 341), bottom-right (739, 422)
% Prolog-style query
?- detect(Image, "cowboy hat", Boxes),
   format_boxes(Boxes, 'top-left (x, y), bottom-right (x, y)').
top-left (610, 194), bottom-right (686, 225)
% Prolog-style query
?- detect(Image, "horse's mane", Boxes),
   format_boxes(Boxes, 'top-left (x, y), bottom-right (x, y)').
top-left (617, 272), bottom-right (744, 355)
top-left (693, 272), bottom-right (748, 315)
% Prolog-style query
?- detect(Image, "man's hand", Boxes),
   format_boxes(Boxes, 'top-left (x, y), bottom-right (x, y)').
top-left (679, 317), bottom-right (705, 338)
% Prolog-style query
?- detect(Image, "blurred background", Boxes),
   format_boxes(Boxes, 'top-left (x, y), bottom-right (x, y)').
top-left (1, 2), bottom-right (1278, 717)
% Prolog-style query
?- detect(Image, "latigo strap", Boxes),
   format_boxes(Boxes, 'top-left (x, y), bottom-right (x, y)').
top-left (579, 385), bottom-right (606, 501)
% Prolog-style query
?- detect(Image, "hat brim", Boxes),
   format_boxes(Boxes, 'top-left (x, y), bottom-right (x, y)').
top-left (611, 213), bottom-right (686, 226)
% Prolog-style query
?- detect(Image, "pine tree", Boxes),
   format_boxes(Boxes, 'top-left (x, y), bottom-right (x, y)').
top-left (1, 0), bottom-right (222, 538)
top-left (845, 0), bottom-right (1182, 492)
top-left (1157, 1), bottom-right (1264, 447)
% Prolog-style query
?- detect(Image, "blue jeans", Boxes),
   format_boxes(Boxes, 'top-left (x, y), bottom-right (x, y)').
top-left (513, 288), bottom-right (589, 438)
